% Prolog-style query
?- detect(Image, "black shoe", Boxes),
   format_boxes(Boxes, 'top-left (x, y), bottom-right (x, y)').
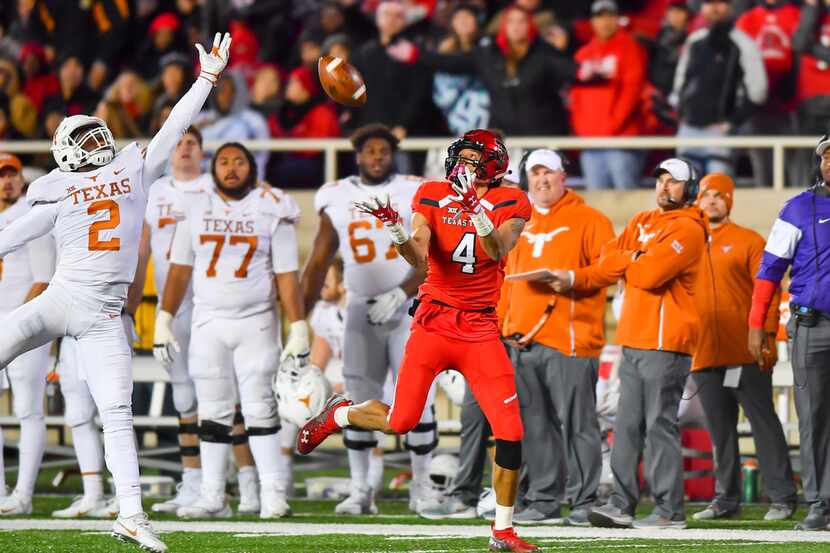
top-left (795, 511), bottom-right (827, 531)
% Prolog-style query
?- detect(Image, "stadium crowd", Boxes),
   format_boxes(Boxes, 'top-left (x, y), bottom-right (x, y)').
top-left (1, 0), bottom-right (829, 187)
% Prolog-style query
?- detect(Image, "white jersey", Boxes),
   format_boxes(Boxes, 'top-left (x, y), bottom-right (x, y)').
top-left (145, 173), bottom-right (213, 298)
top-left (315, 174), bottom-right (422, 298)
top-left (26, 142), bottom-right (147, 294)
top-left (310, 300), bottom-right (345, 361)
top-left (0, 199), bottom-right (56, 312)
top-left (171, 186), bottom-right (300, 324)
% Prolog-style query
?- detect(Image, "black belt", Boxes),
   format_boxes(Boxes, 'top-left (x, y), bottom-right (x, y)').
top-left (791, 303), bottom-right (830, 327)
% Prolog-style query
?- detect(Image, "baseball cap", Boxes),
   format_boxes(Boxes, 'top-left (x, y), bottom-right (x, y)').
top-left (0, 153), bottom-right (22, 173)
top-left (816, 134), bottom-right (830, 156)
top-left (525, 149), bottom-right (566, 173)
top-left (591, 0), bottom-right (619, 15)
top-left (653, 158), bottom-right (693, 181)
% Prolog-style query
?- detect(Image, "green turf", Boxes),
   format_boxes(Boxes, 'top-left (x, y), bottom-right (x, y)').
top-left (2, 532), bottom-right (830, 553)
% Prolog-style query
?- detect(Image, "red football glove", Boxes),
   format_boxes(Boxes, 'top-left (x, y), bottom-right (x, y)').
top-left (448, 164), bottom-right (484, 215)
top-left (353, 195), bottom-right (409, 244)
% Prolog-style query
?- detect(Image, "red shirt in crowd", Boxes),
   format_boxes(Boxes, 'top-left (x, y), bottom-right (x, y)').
top-left (797, 12), bottom-right (830, 104)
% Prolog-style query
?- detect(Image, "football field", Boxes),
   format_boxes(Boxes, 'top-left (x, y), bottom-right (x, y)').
top-left (4, 498), bottom-right (830, 553)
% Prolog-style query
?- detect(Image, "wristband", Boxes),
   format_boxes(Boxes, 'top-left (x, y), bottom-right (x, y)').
top-left (387, 221), bottom-right (409, 245)
top-left (470, 210), bottom-right (495, 237)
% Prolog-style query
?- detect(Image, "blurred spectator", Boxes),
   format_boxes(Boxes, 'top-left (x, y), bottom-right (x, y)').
top-left (486, 0), bottom-right (557, 36)
top-left (203, 0), bottom-right (291, 66)
top-left (646, 0), bottom-right (691, 96)
top-left (322, 33), bottom-right (354, 62)
top-left (19, 41), bottom-right (58, 113)
top-left (792, 0), bottom-right (830, 186)
top-left (672, 0), bottom-right (767, 176)
top-left (350, 1), bottom-right (432, 139)
top-left (0, 57), bottom-right (37, 138)
top-left (297, 27), bottom-right (325, 72)
top-left (86, 0), bottom-right (132, 93)
top-left (736, 0), bottom-right (801, 187)
top-left (152, 52), bottom-right (193, 114)
top-left (227, 20), bottom-right (260, 85)
top-left (134, 12), bottom-right (188, 80)
top-left (148, 99), bottom-right (175, 136)
top-left (194, 74), bottom-right (270, 178)
top-left (395, 4), bottom-right (575, 136)
top-left (174, 0), bottom-right (203, 46)
top-left (250, 65), bottom-right (284, 138)
top-left (0, 93), bottom-right (22, 140)
top-left (95, 70), bottom-right (153, 138)
top-left (275, 66), bottom-right (340, 187)
top-left (571, 0), bottom-right (648, 190)
top-left (432, 4), bottom-right (490, 135)
top-left (42, 55), bottom-right (98, 119)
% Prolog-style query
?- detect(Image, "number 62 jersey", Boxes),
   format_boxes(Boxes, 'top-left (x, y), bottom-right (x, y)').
top-left (169, 187), bottom-right (301, 325)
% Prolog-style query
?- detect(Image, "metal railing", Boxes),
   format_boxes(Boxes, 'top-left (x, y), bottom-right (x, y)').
top-left (0, 135), bottom-right (820, 190)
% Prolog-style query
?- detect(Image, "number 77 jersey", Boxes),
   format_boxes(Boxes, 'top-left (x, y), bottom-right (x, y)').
top-left (412, 180), bottom-right (531, 311)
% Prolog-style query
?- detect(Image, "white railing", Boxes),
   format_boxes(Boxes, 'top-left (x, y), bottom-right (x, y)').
top-left (0, 135), bottom-right (820, 190)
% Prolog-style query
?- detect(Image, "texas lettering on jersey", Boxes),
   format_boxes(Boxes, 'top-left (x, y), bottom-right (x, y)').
top-left (68, 178), bottom-right (132, 205)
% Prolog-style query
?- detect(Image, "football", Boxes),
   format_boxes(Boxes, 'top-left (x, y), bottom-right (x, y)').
top-left (317, 55), bottom-right (367, 107)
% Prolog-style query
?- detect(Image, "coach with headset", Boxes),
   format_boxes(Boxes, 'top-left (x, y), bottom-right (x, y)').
top-left (550, 158), bottom-right (707, 529)
top-left (749, 136), bottom-right (830, 531)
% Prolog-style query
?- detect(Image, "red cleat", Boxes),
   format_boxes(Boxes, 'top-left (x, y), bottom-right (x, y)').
top-left (296, 394), bottom-right (352, 455)
top-left (489, 526), bottom-right (541, 552)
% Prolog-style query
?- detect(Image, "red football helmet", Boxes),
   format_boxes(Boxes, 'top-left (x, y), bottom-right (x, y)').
top-left (444, 129), bottom-right (509, 187)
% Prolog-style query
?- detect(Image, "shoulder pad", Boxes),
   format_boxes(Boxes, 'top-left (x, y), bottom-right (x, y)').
top-left (26, 169), bottom-right (72, 205)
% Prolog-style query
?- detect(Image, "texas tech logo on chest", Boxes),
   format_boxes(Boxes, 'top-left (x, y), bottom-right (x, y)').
top-left (521, 227), bottom-right (569, 258)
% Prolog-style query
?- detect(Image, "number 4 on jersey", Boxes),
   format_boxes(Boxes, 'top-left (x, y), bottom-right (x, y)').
top-left (452, 233), bottom-right (476, 274)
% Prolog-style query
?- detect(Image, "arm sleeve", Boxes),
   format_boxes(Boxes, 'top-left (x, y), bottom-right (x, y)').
top-left (271, 222), bottom-right (299, 274)
top-left (0, 203), bottom-right (58, 258)
top-left (793, 4), bottom-right (820, 54)
top-left (169, 216), bottom-right (195, 266)
top-left (748, 235), bottom-right (781, 333)
top-left (143, 78), bottom-right (213, 188)
top-left (26, 233), bottom-right (56, 282)
top-left (625, 223), bottom-right (705, 290)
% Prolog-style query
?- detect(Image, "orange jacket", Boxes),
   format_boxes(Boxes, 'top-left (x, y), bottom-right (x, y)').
top-left (573, 206), bottom-right (708, 355)
top-left (692, 222), bottom-right (780, 370)
top-left (499, 190), bottom-right (615, 358)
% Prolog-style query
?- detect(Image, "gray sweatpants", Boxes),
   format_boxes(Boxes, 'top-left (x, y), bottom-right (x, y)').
top-left (609, 347), bottom-right (689, 519)
top-left (509, 342), bottom-right (602, 512)
top-left (790, 317), bottom-right (830, 514)
top-left (692, 364), bottom-right (797, 510)
top-left (447, 383), bottom-right (492, 506)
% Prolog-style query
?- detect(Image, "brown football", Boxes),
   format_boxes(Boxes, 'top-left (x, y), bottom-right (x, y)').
top-left (317, 55), bottom-right (367, 107)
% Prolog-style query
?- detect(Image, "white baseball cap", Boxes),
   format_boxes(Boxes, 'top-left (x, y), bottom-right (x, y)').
top-left (525, 149), bottom-right (565, 174)
top-left (653, 158), bottom-right (693, 181)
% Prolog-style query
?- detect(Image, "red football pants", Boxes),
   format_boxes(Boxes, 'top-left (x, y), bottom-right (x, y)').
top-left (387, 323), bottom-right (524, 442)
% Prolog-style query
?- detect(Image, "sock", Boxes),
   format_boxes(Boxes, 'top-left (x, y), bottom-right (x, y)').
top-left (248, 434), bottom-right (282, 487)
top-left (182, 467), bottom-right (201, 490)
top-left (347, 448), bottom-right (370, 490)
top-left (277, 450), bottom-right (294, 493)
top-left (100, 407), bottom-right (142, 518)
top-left (368, 451), bottom-right (384, 495)
top-left (409, 451), bottom-right (432, 484)
top-left (15, 416), bottom-right (46, 498)
top-left (200, 441), bottom-right (231, 494)
top-left (72, 421), bottom-right (105, 499)
top-left (334, 406), bottom-right (351, 428)
top-left (0, 425), bottom-right (5, 493)
top-left (494, 503), bottom-right (515, 531)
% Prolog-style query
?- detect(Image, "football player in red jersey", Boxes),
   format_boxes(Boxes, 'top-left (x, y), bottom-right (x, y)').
top-left (298, 130), bottom-right (538, 552)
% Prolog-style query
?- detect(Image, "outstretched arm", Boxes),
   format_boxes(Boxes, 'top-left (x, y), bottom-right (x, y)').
top-left (143, 33), bottom-right (231, 186)
top-left (0, 203), bottom-right (58, 258)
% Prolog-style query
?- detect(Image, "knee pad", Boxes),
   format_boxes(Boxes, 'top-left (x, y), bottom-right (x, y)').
top-left (240, 401), bottom-right (279, 430)
top-left (247, 424), bottom-right (281, 437)
top-left (198, 401), bottom-right (234, 427)
top-left (494, 439), bottom-right (522, 471)
top-left (171, 381), bottom-right (198, 416)
top-left (343, 428), bottom-right (378, 450)
top-left (404, 421), bottom-right (438, 455)
top-left (199, 420), bottom-right (233, 444)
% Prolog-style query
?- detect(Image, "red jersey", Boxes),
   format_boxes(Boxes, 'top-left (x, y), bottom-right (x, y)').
top-left (797, 13), bottom-right (830, 103)
top-left (412, 181), bottom-right (531, 311)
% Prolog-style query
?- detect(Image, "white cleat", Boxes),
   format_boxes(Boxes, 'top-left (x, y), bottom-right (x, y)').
top-left (88, 496), bottom-right (119, 519)
top-left (409, 477), bottom-right (442, 513)
top-left (259, 482), bottom-right (292, 519)
top-left (237, 467), bottom-right (260, 514)
top-left (52, 495), bottom-right (108, 518)
top-left (335, 484), bottom-right (378, 515)
top-left (0, 492), bottom-right (32, 515)
top-left (151, 476), bottom-right (201, 514)
top-left (112, 512), bottom-right (168, 553)
top-left (176, 491), bottom-right (232, 519)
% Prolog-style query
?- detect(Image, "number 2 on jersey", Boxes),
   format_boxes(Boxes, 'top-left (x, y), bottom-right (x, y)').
top-left (452, 233), bottom-right (477, 274)
top-left (200, 234), bottom-right (258, 278)
top-left (88, 200), bottom-right (121, 251)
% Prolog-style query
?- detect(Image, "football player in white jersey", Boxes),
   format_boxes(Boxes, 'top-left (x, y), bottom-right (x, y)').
top-left (154, 142), bottom-right (307, 519)
top-left (301, 124), bottom-right (438, 515)
top-left (0, 154), bottom-right (55, 514)
top-left (0, 33), bottom-right (232, 553)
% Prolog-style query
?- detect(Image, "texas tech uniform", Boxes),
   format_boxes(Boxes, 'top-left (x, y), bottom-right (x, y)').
top-left (315, 175), bottom-right (438, 469)
top-left (145, 174), bottom-right (213, 417)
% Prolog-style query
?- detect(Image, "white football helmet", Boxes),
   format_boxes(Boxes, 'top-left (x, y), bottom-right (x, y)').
top-left (436, 370), bottom-right (466, 406)
top-left (274, 355), bottom-right (332, 427)
top-left (51, 115), bottom-right (115, 172)
top-left (428, 453), bottom-right (459, 492)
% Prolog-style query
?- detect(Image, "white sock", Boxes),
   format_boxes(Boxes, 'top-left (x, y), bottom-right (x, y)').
top-left (72, 421), bottom-right (105, 499)
top-left (81, 473), bottom-right (104, 500)
top-left (248, 433), bottom-right (282, 487)
top-left (347, 448), bottom-right (370, 490)
top-left (334, 406), bottom-right (351, 428)
top-left (200, 441), bottom-right (230, 493)
top-left (100, 408), bottom-right (142, 518)
top-left (368, 451), bottom-right (384, 495)
top-left (182, 467), bottom-right (201, 489)
top-left (409, 451), bottom-right (432, 484)
top-left (15, 416), bottom-right (46, 498)
top-left (0, 425), bottom-right (5, 493)
top-left (494, 503), bottom-right (515, 531)
top-left (277, 450), bottom-right (294, 493)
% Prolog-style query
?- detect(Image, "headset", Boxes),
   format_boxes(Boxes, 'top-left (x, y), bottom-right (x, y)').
top-left (676, 157), bottom-right (700, 205)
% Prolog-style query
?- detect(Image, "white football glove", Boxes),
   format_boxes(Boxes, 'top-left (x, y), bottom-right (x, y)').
top-left (195, 32), bottom-right (232, 85)
top-left (367, 287), bottom-right (407, 325)
top-left (153, 310), bottom-right (180, 366)
top-left (281, 320), bottom-right (310, 362)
